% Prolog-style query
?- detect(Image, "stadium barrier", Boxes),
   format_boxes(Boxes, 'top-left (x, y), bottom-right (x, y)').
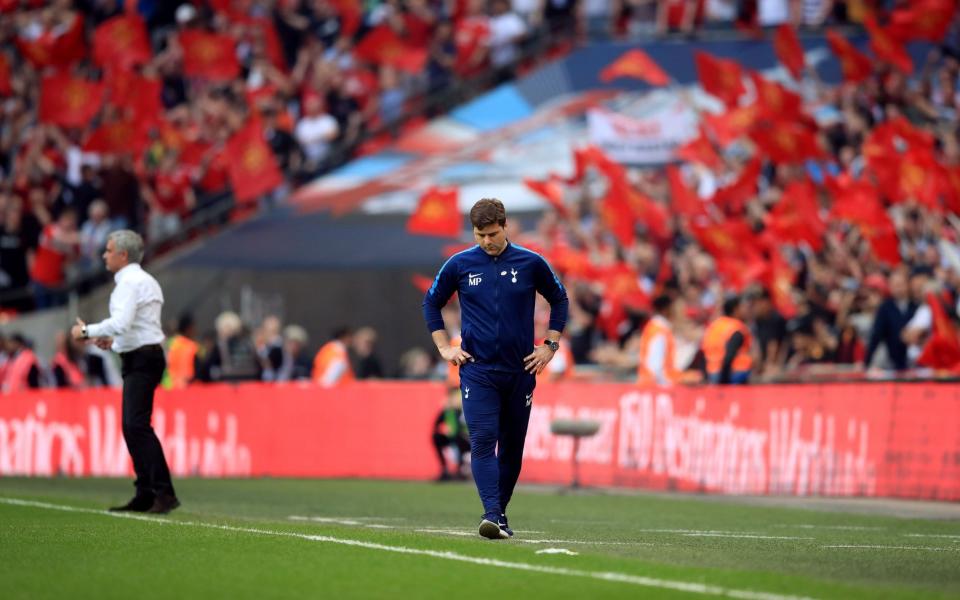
top-left (0, 382), bottom-right (957, 501)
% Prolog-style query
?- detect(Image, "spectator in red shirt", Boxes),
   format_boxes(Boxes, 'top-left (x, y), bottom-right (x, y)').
top-left (29, 208), bottom-right (79, 309)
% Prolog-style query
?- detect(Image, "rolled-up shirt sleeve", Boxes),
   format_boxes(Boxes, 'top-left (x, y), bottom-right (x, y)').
top-left (86, 281), bottom-right (137, 339)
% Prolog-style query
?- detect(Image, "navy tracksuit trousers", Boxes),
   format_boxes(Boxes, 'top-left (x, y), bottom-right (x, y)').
top-left (459, 363), bottom-right (536, 516)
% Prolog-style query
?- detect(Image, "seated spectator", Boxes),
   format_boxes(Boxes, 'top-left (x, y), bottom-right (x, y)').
top-left (398, 346), bottom-right (434, 380)
top-left (865, 270), bottom-right (916, 371)
top-left (256, 315), bottom-right (284, 375)
top-left (351, 326), bottom-right (384, 379)
top-left (205, 311), bottom-right (262, 382)
top-left (269, 325), bottom-right (313, 382)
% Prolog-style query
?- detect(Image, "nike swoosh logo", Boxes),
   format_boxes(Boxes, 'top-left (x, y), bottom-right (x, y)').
top-left (468, 273), bottom-right (481, 278)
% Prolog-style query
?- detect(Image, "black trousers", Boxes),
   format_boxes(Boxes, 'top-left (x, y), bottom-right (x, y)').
top-left (120, 344), bottom-right (175, 497)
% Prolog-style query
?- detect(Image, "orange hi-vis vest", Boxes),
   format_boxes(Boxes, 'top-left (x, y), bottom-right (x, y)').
top-left (166, 334), bottom-right (199, 389)
top-left (3, 348), bottom-right (37, 392)
top-left (637, 315), bottom-right (678, 386)
top-left (52, 351), bottom-right (85, 388)
top-left (702, 316), bottom-right (753, 375)
top-left (313, 340), bottom-right (354, 387)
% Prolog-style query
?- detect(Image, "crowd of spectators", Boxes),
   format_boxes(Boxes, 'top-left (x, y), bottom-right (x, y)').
top-left (0, 0), bottom-right (582, 314)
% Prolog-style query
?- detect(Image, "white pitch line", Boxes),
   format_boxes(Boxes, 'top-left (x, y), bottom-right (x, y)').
top-left (822, 545), bottom-right (958, 551)
top-left (0, 497), bottom-right (812, 600)
top-left (682, 533), bottom-right (812, 541)
top-left (774, 524), bottom-right (885, 531)
top-left (413, 529), bottom-right (650, 546)
top-left (904, 533), bottom-right (960, 540)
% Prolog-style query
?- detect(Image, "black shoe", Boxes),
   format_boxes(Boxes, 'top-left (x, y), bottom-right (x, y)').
top-left (109, 495), bottom-right (154, 512)
top-left (147, 494), bottom-right (180, 514)
top-left (478, 512), bottom-right (510, 540)
top-left (499, 513), bottom-right (514, 538)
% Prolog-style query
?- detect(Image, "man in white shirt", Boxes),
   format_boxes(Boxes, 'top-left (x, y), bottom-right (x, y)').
top-left (71, 230), bottom-right (179, 514)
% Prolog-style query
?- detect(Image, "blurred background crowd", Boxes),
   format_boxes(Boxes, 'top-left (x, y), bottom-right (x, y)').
top-left (2, 0), bottom-right (960, 390)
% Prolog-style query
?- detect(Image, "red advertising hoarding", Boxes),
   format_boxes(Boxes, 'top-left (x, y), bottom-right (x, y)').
top-left (0, 382), bottom-right (957, 501)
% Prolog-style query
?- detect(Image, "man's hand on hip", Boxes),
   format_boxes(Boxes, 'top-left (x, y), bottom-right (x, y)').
top-left (439, 344), bottom-right (473, 367)
top-left (70, 318), bottom-right (86, 341)
top-left (524, 344), bottom-right (556, 375)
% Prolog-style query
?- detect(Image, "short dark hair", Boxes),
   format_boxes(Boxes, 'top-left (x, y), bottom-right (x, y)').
top-left (652, 294), bottom-right (674, 315)
top-left (470, 198), bottom-right (506, 230)
top-left (723, 295), bottom-right (741, 317)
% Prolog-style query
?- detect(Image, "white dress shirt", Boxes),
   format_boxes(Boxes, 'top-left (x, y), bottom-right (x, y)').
top-left (86, 263), bottom-right (165, 353)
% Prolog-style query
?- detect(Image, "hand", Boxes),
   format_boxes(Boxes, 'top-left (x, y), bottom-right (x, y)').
top-left (439, 344), bottom-right (473, 367)
top-left (70, 317), bottom-right (86, 341)
top-left (524, 344), bottom-right (556, 375)
top-left (93, 337), bottom-right (113, 350)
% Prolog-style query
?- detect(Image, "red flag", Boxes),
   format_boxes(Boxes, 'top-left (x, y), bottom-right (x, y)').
top-left (940, 164), bottom-right (960, 214)
top-left (765, 180), bottom-right (825, 251)
top-left (666, 166), bottom-right (707, 218)
top-left (694, 51), bottom-right (745, 107)
top-left (15, 13), bottom-right (86, 68)
top-left (330, 0), bottom-right (362, 36)
top-left (621, 182), bottom-right (670, 240)
top-left (674, 127), bottom-right (722, 170)
top-left (864, 16), bottom-right (913, 73)
top-left (703, 104), bottom-right (758, 146)
top-left (916, 291), bottom-right (960, 369)
top-left (179, 31), bottom-right (240, 81)
top-left (599, 182), bottom-right (637, 247)
top-left (766, 252), bottom-right (799, 318)
top-left (524, 177), bottom-right (570, 218)
top-left (93, 14), bottom-right (151, 70)
top-left (38, 75), bottom-right (104, 129)
top-left (225, 120), bottom-right (284, 203)
top-left (894, 148), bottom-right (942, 210)
top-left (599, 49), bottom-right (670, 86)
top-left (83, 120), bottom-right (149, 155)
top-left (828, 179), bottom-right (900, 266)
top-left (691, 219), bottom-right (765, 290)
top-left (750, 72), bottom-right (803, 120)
top-left (773, 24), bottom-right (805, 80)
top-left (712, 157), bottom-right (761, 214)
top-left (0, 53), bottom-right (10, 97)
top-left (354, 25), bottom-right (427, 74)
top-left (889, 0), bottom-right (956, 42)
top-left (750, 121), bottom-right (823, 164)
top-left (407, 187), bottom-right (462, 237)
top-left (825, 30), bottom-right (873, 83)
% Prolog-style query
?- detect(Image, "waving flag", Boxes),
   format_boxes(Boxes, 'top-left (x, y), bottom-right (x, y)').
top-left (865, 16), bottom-right (913, 73)
top-left (93, 14), bottom-right (151, 70)
top-left (39, 75), bottom-right (104, 128)
top-left (525, 177), bottom-right (570, 218)
top-left (225, 120), bottom-right (284, 202)
top-left (599, 49), bottom-right (670, 86)
top-left (179, 31), bottom-right (240, 81)
top-left (773, 25), bottom-right (805, 80)
top-left (825, 30), bottom-right (873, 83)
top-left (694, 51), bottom-right (745, 107)
top-left (889, 0), bottom-right (956, 42)
top-left (407, 187), bottom-right (462, 237)
top-left (674, 127), bottom-right (722, 170)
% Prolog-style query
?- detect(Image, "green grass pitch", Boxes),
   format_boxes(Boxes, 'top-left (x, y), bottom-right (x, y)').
top-left (1, 478), bottom-right (958, 599)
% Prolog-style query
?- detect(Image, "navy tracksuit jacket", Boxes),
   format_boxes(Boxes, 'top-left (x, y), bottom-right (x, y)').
top-left (423, 242), bottom-right (568, 516)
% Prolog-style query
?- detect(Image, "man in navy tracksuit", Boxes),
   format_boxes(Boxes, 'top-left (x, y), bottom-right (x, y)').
top-left (423, 198), bottom-right (568, 540)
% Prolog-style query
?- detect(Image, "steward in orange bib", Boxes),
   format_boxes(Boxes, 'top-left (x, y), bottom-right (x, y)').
top-left (313, 327), bottom-right (355, 387)
top-left (637, 294), bottom-right (679, 386)
top-left (702, 296), bottom-right (753, 384)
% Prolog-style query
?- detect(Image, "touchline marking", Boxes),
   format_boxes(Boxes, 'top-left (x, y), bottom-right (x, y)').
top-left (682, 533), bottom-right (812, 541)
top-left (1, 497), bottom-right (811, 600)
top-left (904, 533), bottom-right (960, 540)
top-left (413, 529), bottom-right (650, 546)
top-left (822, 545), bottom-right (957, 551)
top-left (774, 524), bottom-right (885, 531)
